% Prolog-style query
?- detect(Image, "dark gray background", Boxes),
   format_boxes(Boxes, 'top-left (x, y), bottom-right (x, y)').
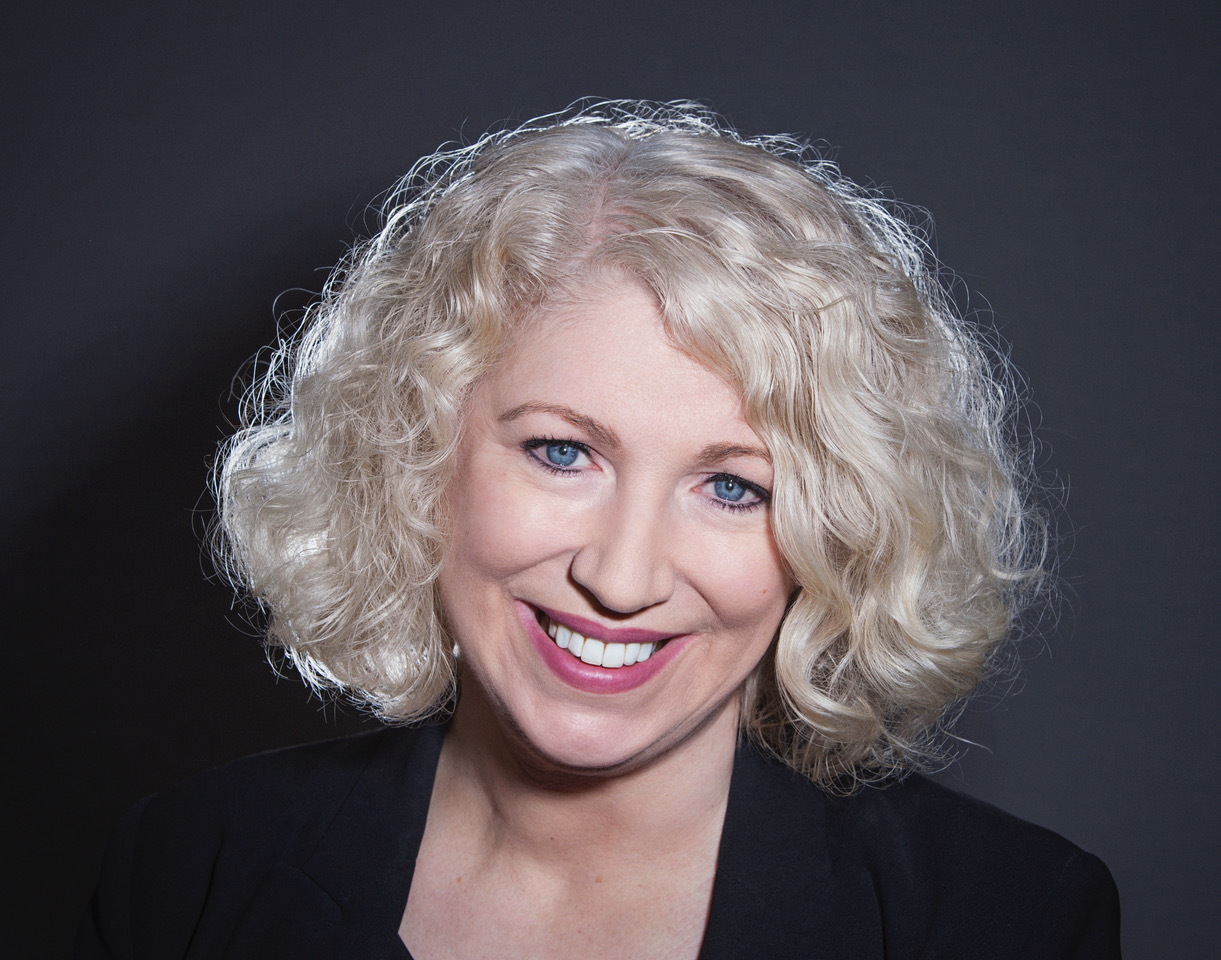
top-left (5, 2), bottom-right (1216, 956)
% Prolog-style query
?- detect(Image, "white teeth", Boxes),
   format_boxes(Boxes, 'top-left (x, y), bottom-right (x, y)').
top-left (539, 615), bottom-right (665, 669)
top-left (601, 643), bottom-right (625, 668)
top-left (580, 638), bottom-right (604, 665)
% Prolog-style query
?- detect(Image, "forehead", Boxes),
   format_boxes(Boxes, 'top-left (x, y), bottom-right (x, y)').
top-left (513, 280), bottom-right (668, 358)
top-left (474, 279), bottom-right (762, 447)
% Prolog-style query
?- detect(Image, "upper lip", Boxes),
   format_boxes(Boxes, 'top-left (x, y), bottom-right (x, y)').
top-left (532, 603), bottom-right (677, 644)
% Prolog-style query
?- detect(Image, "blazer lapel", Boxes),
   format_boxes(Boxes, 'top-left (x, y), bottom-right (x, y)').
top-left (700, 742), bottom-right (885, 960)
top-left (215, 726), bottom-right (882, 958)
top-left (220, 725), bottom-right (445, 959)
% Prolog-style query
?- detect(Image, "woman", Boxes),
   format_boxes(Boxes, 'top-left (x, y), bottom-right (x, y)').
top-left (79, 102), bottom-right (1120, 958)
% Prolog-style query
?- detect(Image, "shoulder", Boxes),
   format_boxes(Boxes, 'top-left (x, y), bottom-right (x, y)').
top-left (125, 726), bottom-right (417, 867)
top-left (721, 746), bottom-right (1121, 959)
top-left (77, 724), bottom-right (443, 959)
top-left (829, 771), bottom-right (1098, 870)
top-left (829, 773), bottom-right (1123, 959)
top-left (146, 725), bottom-right (404, 823)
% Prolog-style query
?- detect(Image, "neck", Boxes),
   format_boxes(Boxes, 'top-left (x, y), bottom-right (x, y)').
top-left (434, 683), bottom-right (740, 867)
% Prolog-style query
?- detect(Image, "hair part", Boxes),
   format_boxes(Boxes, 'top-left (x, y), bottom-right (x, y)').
top-left (213, 100), bottom-right (1047, 786)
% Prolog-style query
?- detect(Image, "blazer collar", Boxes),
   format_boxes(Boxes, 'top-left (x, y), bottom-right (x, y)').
top-left (274, 725), bottom-right (884, 959)
top-left (700, 741), bottom-right (884, 959)
top-left (293, 724), bottom-right (444, 956)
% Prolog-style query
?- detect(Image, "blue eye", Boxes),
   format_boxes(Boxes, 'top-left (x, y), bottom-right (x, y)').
top-left (523, 438), bottom-right (591, 473)
top-left (544, 443), bottom-right (580, 467)
top-left (713, 477), bottom-right (748, 502)
top-left (704, 473), bottom-right (768, 512)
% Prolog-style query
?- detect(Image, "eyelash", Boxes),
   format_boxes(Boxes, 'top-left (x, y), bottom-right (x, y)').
top-left (705, 473), bottom-right (770, 514)
top-left (522, 438), bottom-right (770, 513)
top-left (521, 437), bottom-right (592, 476)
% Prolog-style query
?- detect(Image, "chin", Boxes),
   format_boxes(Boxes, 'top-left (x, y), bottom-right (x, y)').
top-left (495, 693), bottom-right (736, 781)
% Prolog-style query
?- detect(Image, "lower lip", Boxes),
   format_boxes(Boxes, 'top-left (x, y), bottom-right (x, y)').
top-left (516, 602), bottom-right (689, 695)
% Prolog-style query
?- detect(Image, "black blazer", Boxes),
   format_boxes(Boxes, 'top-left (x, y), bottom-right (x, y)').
top-left (77, 724), bottom-right (1121, 958)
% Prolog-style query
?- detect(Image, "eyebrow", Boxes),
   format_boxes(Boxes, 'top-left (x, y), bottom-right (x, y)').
top-left (497, 402), bottom-right (622, 448)
top-left (694, 441), bottom-right (772, 467)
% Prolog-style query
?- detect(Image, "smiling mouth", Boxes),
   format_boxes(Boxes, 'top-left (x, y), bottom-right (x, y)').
top-left (535, 610), bottom-right (669, 669)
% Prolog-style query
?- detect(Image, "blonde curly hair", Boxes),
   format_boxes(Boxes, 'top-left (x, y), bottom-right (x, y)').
top-left (214, 101), bottom-right (1045, 786)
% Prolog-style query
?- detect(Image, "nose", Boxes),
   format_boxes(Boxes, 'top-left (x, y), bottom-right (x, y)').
top-left (569, 493), bottom-right (676, 615)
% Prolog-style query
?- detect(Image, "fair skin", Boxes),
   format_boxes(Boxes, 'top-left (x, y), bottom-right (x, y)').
top-left (400, 278), bottom-right (792, 960)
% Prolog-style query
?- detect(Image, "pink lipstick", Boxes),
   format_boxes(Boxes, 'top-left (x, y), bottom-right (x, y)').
top-left (516, 602), bottom-right (689, 694)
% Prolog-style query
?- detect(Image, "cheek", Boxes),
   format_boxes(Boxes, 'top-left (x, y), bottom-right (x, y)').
top-left (440, 465), bottom-right (579, 590)
top-left (692, 530), bottom-right (791, 624)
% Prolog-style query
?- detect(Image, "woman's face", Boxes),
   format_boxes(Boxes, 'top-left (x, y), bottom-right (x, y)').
top-left (438, 279), bottom-right (792, 774)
